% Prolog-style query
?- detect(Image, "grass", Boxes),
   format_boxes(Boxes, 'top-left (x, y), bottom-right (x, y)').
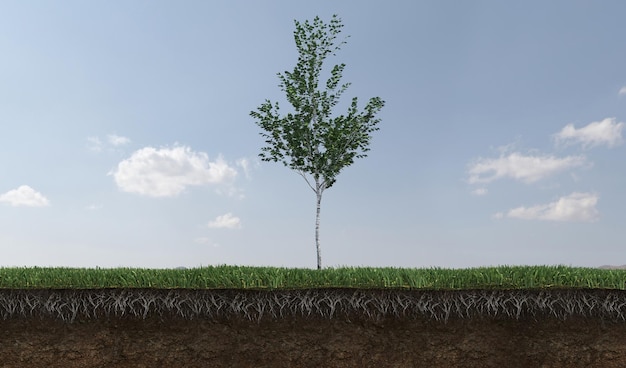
top-left (0, 265), bottom-right (624, 290)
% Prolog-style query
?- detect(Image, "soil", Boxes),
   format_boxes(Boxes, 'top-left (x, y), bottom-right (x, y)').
top-left (1, 315), bottom-right (625, 368)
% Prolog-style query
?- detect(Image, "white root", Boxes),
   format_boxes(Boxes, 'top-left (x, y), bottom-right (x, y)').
top-left (0, 289), bottom-right (624, 323)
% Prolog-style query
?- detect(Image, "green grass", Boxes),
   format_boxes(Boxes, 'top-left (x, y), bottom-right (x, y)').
top-left (0, 265), bottom-right (624, 290)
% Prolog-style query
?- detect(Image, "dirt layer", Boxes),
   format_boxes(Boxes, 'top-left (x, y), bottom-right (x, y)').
top-left (1, 315), bottom-right (625, 368)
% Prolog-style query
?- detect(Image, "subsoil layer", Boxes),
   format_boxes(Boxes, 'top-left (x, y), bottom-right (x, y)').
top-left (1, 315), bottom-right (625, 368)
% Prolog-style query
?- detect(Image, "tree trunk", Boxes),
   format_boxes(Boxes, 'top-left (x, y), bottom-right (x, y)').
top-left (315, 190), bottom-right (322, 270)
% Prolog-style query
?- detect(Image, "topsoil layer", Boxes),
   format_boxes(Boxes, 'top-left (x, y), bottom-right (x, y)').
top-left (1, 314), bottom-right (625, 368)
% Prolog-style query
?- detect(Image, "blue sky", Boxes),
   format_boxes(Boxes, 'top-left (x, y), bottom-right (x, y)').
top-left (1, 1), bottom-right (625, 268)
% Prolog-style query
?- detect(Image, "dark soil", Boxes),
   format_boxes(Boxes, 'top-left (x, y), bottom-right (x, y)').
top-left (1, 314), bottom-right (625, 368)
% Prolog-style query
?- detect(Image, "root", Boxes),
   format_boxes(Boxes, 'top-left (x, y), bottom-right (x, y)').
top-left (0, 288), bottom-right (624, 323)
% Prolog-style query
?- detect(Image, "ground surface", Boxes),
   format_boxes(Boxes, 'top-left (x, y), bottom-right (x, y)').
top-left (1, 315), bottom-right (625, 368)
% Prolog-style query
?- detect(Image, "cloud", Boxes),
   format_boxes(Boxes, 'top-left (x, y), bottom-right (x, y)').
top-left (236, 158), bottom-right (251, 179)
top-left (619, 86), bottom-right (626, 96)
top-left (208, 213), bottom-right (241, 229)
top-left (471, 188), bottom-right (488, 196)
top-left (0, 185), bottom-right (50, 207)
top-left (216, 186), bottom-right (246, 200)
top-left (467, 152), bottom-right (587, 184)
top-left (110, 146), bottom-right (237, 197)
top-left (88, 134), bottom-right (131, 152)
top-left (194, 237), bottom-right (220, 247)
top-left (87, 136), bottom-right (103, 152)
top-left (496, 192), bottom-right (599, 222)
top-left (194, 237), bottom-right (211, 244)
top-left (107, 134), bottom-right (131, 146)
top-left (554, 118), bottom-right (624, 149)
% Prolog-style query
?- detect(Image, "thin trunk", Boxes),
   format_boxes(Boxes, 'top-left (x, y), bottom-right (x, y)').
top-left (315, 189), bottom-right (322, 270)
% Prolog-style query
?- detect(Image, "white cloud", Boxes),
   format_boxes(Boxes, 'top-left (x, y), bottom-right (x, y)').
top-left (88, 134), bottom-right (131, 152)
top-left (216, 186), bottom-right (246, 200)
top-left (85, 204), bottom-right (103, 211)
top-left (0, 185), bottom-right (50, 207)
top-left (208, 213), bottom-right (241, 229)
top-left (194, 237), bottom-right (211, 244)
top-left (471, 188), bottom-right (488, 196)
top-left (194, 237), bottom-right (220, 247)
top-left (497, 192), bottom-right (599, 222)
top-left (110, 146), bottom-right (237, 197)
top-left (467, 152), bottom-right (587, 184)
top-left (236, 158), bottom-right (251, 179)
top-left (619, 86), bottom-right (626, 96)
top-left (492, 212), bottom-right (504, 219)
top-left (235, 157), bottom-right (261, 180)
top-left (554, 118), bottom-right (624, 149)
top-left (87, 136), bottom-right (103, 152)
top-left (107, 134), bottom-right (131, 146)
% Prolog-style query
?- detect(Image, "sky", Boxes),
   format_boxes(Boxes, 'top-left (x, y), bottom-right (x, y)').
top-left (1, 1), bottom-right (625, 269)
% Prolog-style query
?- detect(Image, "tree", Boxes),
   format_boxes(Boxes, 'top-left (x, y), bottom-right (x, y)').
top-left (250, 15), bottom-right (384, 270)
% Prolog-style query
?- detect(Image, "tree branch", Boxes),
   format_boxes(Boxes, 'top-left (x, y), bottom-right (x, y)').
top-left (298, 170), bottom-right (317, 193)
